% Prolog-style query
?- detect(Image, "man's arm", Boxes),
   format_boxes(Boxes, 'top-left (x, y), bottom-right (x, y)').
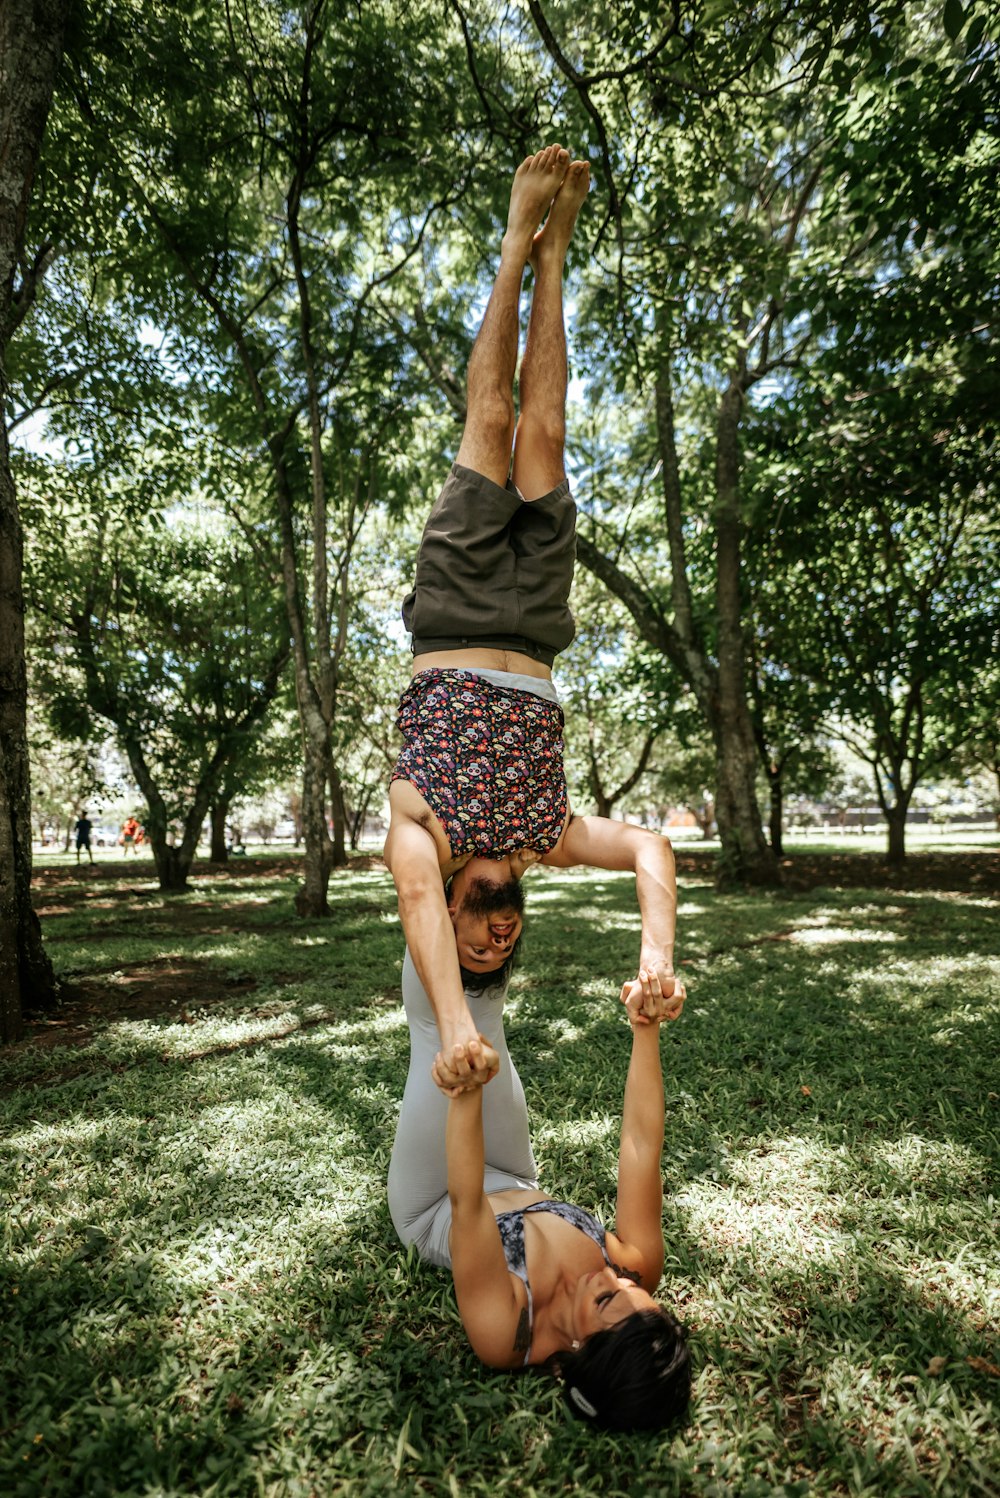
top-left (542, 816), bottom-right (684, 1022)
top-left (383, 816), bottom-right (494, 1090)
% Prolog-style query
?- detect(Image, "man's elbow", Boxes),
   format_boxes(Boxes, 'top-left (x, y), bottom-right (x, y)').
top-left (394, 869), bottom-right (444, 917)
top-left (636, 826), bottom-right (674, 868)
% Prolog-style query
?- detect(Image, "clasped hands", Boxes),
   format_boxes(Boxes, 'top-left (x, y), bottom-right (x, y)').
top-left (432, 960), bottom-right (686, 1095)
top-left (432, 1034), bottom-right (500, 1098)
top-left (620, 958), bottom-right (686, 1026)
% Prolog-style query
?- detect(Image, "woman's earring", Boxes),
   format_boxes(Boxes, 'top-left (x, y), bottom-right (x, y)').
top-left (572, 1340), bottom-right (580, 1351)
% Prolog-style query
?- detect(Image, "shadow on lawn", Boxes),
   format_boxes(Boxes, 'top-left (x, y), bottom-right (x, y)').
top-left (4, 876), bottom-right (998, 1492)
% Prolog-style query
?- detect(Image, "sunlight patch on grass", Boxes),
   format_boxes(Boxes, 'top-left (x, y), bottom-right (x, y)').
top-left (862, 955), bottom-right (1000, 989)
top-left (871, 1134), bottom-right (989, 1192)
top-left (53, 940), bottom-right (191, 970)
top-left (789, 926), bottom-right (903, 945)
top-left (106, 1012), bottom-right (315, 1056)
top-left (536, 1116), bottom-right (615, 1150)
top-left (727, 1135), bottom-right (848, 1197)
top-left (675, 1180), bottom-right (850, 1267)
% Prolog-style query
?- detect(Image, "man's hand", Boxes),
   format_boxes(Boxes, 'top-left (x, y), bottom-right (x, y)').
top-left (432, 1035), bottom-right (501, 1097)
top-left (620, 964), bottom-right (686, 1026)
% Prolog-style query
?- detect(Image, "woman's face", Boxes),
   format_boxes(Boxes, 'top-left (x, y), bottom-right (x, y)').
top-left (447, 862), bottom-right (524, 973)
top-left (572, 1265), bottom-right (658, 1342)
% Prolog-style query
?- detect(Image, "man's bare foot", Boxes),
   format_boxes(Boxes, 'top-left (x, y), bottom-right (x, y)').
top-left (503, 145), bottom-right (570, 260)
top-left (530, 160), bottom-right (590, 268)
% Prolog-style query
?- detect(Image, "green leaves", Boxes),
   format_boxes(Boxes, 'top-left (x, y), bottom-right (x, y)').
top-left (943, 0), bottom-right (966, 42)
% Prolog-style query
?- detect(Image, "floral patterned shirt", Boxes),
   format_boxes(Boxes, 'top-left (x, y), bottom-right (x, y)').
top-left (391, 669), bottom-right (568, 858)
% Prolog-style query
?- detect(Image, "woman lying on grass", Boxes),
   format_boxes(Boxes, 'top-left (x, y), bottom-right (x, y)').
top-left (388, 955), bottom-right (691, 1431)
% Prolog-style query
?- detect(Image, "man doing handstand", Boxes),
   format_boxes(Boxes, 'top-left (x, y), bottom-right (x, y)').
top-left (384, 146), bottom-right (684, 1093)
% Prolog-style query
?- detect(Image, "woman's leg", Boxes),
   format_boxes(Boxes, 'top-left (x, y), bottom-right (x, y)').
top-left (388, 950), bottom-right (537, 1266)
top-left (401, 148), bottom-right (570, 653)
top-left (498, 162), bottom-right (589, 652)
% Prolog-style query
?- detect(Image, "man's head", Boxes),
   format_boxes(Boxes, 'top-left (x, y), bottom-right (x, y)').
top-left (447, 860), bottom-right (525, 984)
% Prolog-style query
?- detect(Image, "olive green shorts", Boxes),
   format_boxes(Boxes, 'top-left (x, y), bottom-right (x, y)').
top-left (401, 462), bottom-right (576, 667)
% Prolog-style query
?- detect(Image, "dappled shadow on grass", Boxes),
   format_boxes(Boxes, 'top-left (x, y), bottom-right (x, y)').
top-left (6, 872), bottom-right (404, 1093)
top-left (668, 844), bottom-right (1000, 893)
top-left (5, 861), bottom-right (998, 1494)
top-left (1, 995), bottom-right (572, 1495)
top-left (1, 1034), bottom-right (405, 1466)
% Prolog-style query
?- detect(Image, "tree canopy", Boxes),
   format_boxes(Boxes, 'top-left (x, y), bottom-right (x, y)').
top-left (3, 0), bottom-right (998, 1030)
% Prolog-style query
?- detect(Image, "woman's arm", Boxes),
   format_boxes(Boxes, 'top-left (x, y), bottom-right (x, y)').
top-left (445, 1071), bottom-right (527, 1368)
top-left (612, 1016), bottom-right (667, 1292)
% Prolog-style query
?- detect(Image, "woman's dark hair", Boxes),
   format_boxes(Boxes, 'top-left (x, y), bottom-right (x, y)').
top-left (552, 1308), bottom-right (690, 1433)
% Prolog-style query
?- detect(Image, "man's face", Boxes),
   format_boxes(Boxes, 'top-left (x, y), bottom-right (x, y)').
top-left (448, 866), bottom-right (524, 974)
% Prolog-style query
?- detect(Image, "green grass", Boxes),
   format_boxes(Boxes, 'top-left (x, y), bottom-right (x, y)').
top-left (2, 857), bottom-right (998, 1496)
top-left (667, 825), bottom-right (999, 856)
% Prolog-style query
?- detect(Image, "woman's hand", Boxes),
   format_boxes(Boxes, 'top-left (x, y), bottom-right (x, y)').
top-left (620, 967), bottom-right (686, 1027)
top-left (432, 1034), bottom-right (501, 1096)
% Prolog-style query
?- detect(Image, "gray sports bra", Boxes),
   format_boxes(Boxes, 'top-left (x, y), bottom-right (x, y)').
top-left (493, 1200), bottom-right (624, 1365)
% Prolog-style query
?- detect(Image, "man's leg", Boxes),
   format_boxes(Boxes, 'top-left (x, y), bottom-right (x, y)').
top-left (455, 145), bottom-right (569, 487)
top-left (511, 161), bottom-right (590, 501)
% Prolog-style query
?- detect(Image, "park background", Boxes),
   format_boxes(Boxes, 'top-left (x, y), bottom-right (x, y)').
top-left (1, 1), bottom-right (998, 1494)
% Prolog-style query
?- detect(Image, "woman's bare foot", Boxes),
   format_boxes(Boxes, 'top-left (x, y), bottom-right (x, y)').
top-left (502, 145), bottom-right (570, 260)
top-left (530, 160), bottom-right (590, 268)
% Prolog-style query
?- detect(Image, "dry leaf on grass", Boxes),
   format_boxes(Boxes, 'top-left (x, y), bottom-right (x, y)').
top-left (966, 1356), bottom-right (1000, 1376)
top-left (800, 1085), bottom-right (812, 1096)
top-left (927, 1356), bottom-right (948, 1375)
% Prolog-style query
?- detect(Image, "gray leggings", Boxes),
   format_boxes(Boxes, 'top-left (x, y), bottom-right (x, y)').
top-left (387, 950), bottom-right (538, 1268)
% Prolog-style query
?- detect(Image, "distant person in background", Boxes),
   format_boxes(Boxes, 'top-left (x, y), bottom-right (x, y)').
top-left (74, 812), bottom-right (94, 865)
top-left (120, 816), bottom-right (140, 855)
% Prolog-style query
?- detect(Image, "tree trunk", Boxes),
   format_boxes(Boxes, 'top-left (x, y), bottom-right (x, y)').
top-left (123, 746), bottom-right (202, 894)
top-left (288, 790), bottom-right (303, 847)
top-left (329, 758), bottom-right (349, 868)
top-left (0, 0), bottom-right (70, 1041)
top-left (885, 804), bottom-right (908, 867)
top-left (768, 775), bottom-right (784, 857)
top-left (577, 368), bottom-right (779, 891)
top-left (295, 741), bottom-right (332, 915)
top-left (349, 784), bottom-right (376, 851)
top-left (713, 384), bottom-right (778, 888)
top-left (209, 796), bottom-right (230, 862)
top-left (694, 800), bottom-right (715, 840)
top-left (591, 783), bottom-right (613, 820)
top-left (136, 800), bottom-right (194, 892)
top-left (151, 841), bottom-right (190, 892)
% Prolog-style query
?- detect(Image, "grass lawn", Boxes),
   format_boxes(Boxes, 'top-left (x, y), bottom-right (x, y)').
top-left (2, 849), bottom-right (998, 1496)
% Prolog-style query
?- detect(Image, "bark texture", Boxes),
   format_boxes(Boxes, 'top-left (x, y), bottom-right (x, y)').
top-left (209, 797), bottom-right (230, 863)
top-left (768, 776), bottom-right (784, 857)
top-left (0, 0), bottom-right (71, 1041)
top-left (576, 370), bottom-right (779, 888)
